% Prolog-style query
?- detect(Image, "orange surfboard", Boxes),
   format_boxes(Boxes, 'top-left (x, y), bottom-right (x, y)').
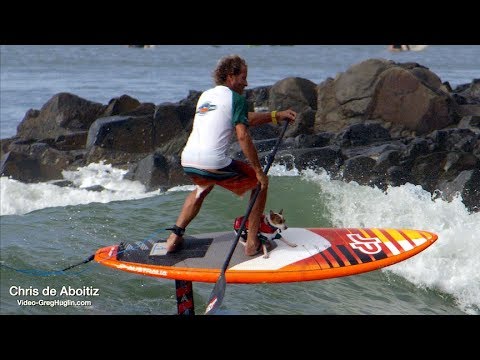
top-left (94, 227), bottom-right (438, 283)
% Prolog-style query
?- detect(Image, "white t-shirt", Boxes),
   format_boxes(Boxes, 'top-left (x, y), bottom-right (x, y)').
top-left (181, 85), bottom-right (249, 169)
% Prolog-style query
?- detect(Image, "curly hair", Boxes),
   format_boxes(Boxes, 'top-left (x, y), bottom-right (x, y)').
top-left (213, 55), bottom-right (247, 85)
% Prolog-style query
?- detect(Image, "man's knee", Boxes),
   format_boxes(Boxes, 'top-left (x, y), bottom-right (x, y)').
top-left (195, 184), bottom-right (213, 199)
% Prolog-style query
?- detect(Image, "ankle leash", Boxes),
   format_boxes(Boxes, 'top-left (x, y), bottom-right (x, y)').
top-left (166, 225), bottom-right (185, 237)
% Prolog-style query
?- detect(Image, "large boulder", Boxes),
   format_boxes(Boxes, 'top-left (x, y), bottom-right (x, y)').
top-left (315, 59), bottom-right (459, 136)
top-left (371, 66), bottom-right (455, 134)
top-left (0, 144), bottom-right (81, 182)
top-left (86, 115), bottom-right (155, 153)
top-left (17, 93), bottom-right (106, 141)
top-left (127, 151), bottom-right (190, 191)
top-left (270, 77), bottom-right (318, 139)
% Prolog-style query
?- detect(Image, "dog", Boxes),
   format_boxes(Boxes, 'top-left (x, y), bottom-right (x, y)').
top-left (234, 209), bottom-right (297, 258)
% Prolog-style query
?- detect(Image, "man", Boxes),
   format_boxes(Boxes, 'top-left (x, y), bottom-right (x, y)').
top-left (165, 54), bottom-right (296, 256)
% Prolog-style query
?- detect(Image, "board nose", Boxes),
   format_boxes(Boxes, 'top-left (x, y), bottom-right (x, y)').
top-left (422, 230), bottom-right (438, 243)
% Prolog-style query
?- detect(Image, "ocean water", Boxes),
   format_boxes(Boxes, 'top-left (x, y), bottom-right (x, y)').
top-left (1, 45), bottom-right (479, 315)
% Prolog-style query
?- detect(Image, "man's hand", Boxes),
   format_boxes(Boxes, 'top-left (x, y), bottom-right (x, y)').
top-left (255, 170), bottom-right (269, 191)
top-left (277, 109), bottom-right (297, 123)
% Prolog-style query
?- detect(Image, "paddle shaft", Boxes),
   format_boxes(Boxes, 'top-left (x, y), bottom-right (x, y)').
top-left (205, 119), bottom-right (289, 314)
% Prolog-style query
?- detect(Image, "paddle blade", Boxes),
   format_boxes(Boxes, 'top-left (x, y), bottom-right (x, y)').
top-left (204, 273), bottom-right (226, 315)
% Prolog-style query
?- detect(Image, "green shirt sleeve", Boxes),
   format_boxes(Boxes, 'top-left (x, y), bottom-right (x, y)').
top-left (231, 92), bottom-right (249, 127)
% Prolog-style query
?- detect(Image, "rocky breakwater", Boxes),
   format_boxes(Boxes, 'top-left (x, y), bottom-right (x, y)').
top-left (1, 58), bottom-right (479, 212)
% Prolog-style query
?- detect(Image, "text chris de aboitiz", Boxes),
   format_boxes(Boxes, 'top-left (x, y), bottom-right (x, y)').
top-left (9, 285), bottom-right (100, 297)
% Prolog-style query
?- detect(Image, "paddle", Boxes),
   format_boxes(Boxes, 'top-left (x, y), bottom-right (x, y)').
top-left (204, 119), bottom-right (290, 315)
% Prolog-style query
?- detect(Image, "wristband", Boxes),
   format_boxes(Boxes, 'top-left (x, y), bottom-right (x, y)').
top-left (271, 111), bottom-right (278, 126)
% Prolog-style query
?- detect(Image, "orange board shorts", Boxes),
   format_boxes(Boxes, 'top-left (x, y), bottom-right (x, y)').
top-left (183, 160), bottom-right (258, 196)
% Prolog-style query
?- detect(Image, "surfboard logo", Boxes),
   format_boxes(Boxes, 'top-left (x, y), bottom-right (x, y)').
top-left (196, 102), bottom-right (217, 115)
top-left (347, 233), bottom-right (382, 254)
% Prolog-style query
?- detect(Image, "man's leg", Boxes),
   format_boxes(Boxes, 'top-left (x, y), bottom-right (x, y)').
top-left (216, 160), bottom-right (267, 256)
top-left (166, 184), bottom-right (214, 252)
top-left (244, 186), bottom-right (267, 256)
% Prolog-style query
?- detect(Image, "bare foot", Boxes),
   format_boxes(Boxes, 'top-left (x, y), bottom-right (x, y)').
top-left (166, 233), bottom-right (184, 253)
top-left (244, 241), bottom-right (261, 256)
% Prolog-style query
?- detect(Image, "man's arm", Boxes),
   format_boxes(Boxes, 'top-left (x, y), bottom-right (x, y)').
top-left (248, 109), bottom-right (297, 127)
top-left (235, 123), bottom-right (268, 190)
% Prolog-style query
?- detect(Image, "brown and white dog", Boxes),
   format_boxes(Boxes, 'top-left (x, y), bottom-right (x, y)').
top-left (234, 209), bottom-right (297, 258)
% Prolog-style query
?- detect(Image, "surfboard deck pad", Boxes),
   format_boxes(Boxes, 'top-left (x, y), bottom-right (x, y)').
top-left (94, 227), bottom-right (438, 283)
top-left (123, 237), bottom-right (213, 265)
top-left (119, 232), bottom-right (277, 268)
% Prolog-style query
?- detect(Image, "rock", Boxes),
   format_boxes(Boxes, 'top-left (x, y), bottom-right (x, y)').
top-left (17, 92), bottom-right (106, 141)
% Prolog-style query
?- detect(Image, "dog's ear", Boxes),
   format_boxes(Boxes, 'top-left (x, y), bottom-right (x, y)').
top-left (269, 210), bottom-right (274, 216)
top-left (279, 209), bottom-right (283, 215)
